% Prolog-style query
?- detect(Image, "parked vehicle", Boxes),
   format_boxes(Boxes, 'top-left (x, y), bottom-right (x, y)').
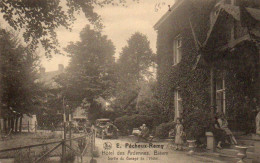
top-left (132, 128), bottom-right (141, 136)
top-left (95, 119), bottom-right (118, 139)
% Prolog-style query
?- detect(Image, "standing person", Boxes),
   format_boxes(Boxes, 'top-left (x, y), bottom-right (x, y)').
top-left (175, 118), bottom-right (184, 150)
top-left (217, 112), bottom-right (237, 145)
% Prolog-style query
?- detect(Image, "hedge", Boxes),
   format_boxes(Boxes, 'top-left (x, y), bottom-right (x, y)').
top-left (155, 121), bottom-right (176, 138)
top-left (114, 114), bottom-right (153, 135)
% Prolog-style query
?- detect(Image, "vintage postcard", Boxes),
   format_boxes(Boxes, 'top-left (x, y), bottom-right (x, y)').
top-left (0, 0), bottom-right (259, 162)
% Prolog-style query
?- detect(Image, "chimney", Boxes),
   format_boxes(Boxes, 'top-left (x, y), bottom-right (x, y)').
top-left (58, 64), bottom-right (64, 72)
top-left (40, 67), bottom-right (45, 74)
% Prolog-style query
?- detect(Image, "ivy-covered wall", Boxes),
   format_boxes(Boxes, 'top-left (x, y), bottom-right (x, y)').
top-left (216, 43), bottom-right (259, 131)
top-left (156, 27), bottom-right (212, 139)
top-left (155, 1), bottom-right (259, 139)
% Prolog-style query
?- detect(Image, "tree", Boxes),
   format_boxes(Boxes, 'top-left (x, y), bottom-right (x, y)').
top-left (112, 32), bottom-right (154, 113)
top-left (0, 0), bottom-right (137, 56)
top-left (117, 32), bottom-right (154, 81)
top-left (0, 29), bottom-right (43, 132)
top-left (55, 25), bottom-right (116, 119)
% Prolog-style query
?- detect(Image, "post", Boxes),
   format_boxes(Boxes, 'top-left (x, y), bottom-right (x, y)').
top-left (28, 121), bottom-right (30, 133)
top-left (61, 140), bottom-right (65, 163)
top-left (68, 105), bottom-right (72, 147)
top-left (19, 116), bottom-right (22, 133)
top-left (15, 116), bottom-right (18, 133)
top-left (62, 96), bottom-right (66, 159)
top-left (35, 122), bottom-right (37, 133)
top-left (3, 118), bottom-right (7, 133)
top-left (209, 65), bottom-right (217, 152)
top-left (93, 128), bottom-right (95, 151)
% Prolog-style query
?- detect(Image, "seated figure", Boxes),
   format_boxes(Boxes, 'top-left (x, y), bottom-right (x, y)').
top-left (217, 112), bottom-right (237, 145)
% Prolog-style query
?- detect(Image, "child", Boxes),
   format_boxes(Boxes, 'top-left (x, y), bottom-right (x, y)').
top-left (175, 118), bottom-right (184, 150)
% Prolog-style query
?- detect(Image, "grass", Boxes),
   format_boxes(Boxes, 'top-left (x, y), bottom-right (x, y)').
top-left (0, 132), bottom-right (61, 150)
top-left (0, 132), bottom-right (92, 161)
top-left (0, 132), bottom-right (62, 159)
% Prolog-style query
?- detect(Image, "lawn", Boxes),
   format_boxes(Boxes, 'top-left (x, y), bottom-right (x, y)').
top-left (0, 131), bottom-right (92, 161)
top-left (0, 132), bottom-right (63, 160)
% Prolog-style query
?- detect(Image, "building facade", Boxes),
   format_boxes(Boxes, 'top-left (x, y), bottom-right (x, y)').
top-left (154, 0), bottom-right (259, 132)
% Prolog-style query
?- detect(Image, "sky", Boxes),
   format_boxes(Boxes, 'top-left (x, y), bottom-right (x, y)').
top-left (2, 0), bottom-right (175, 72)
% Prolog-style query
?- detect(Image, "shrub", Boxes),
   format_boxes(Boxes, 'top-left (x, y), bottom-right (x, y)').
top-left (114, 114), bottom-right (153, 135)
top-left (155, 121), bottom-right (176, 139)
top-left (183, 109), bottom-right (211, 140)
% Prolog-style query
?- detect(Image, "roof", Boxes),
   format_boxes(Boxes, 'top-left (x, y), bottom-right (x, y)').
top-left (220, 4), bottom-right (260, 21)
top-left (38, 70), bottom-right (63, 89)
top-left (202, 4), bottom-right (260, 48)
top-left (154, 0), bottom-right (185, 30)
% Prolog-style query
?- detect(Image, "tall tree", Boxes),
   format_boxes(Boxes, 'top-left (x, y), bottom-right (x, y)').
top-left (117, 32), bottom-right (154, 81)
top-left (112, 32), bottom-right (154, 113)
top-left (0, 29), bottom-right (43, 132)
top-left (55, 25), bottom-right (116, 119)
top-left (0, 0), bottom-right (136, 56)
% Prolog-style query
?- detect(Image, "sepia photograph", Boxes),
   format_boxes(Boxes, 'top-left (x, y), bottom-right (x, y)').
top-left (0, 0), bottom-right (259, 162)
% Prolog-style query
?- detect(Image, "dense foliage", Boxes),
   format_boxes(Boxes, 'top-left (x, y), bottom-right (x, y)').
top-left (114, 114), bottom-right (153, 135)
top-left (154, 121), bottom-right (175, 138)
top-left (0, 0), bottom-right (137, 56)
top-left (55, 25), bottom-right (116, 119)
top-left (112, 32), bottom-right (154, 114)
top-left (0, 29), bottom-right (43, 132)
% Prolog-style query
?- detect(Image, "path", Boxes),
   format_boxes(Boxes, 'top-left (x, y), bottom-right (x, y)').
top-left (83, 136), bottom-right (231, 163)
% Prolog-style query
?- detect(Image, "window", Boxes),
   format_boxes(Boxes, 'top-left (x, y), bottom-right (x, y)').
top-left (174, 90), bottom-right (182, 120)
top-left (216, 77), bottom-right (226, 114)
top-left (173, 36), bottom-right (182, 65)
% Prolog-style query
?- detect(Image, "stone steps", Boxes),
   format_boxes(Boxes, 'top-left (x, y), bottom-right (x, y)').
top-left (217, 147), bottom-right (255, 159)
top-left (237, 139), bottom-right (255, 146)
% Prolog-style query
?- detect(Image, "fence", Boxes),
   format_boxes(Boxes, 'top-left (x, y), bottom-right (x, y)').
top-left (0, 130), bottom-right (95, 163)
top-left (21, 121), bottom-right (90, 133)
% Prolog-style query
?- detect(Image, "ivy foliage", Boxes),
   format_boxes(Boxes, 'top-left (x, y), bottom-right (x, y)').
top-left (155, 0), bottom-right (259, 139)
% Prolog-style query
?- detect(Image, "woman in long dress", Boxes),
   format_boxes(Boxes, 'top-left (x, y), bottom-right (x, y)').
top-left (217, 113), bottom-right (237, 145)
top-left (175, 118), bottom-right (184, 150)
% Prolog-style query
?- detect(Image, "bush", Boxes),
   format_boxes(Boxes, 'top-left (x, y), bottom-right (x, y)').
top-left (37, 114), bottom-right (63, 129)
top-left (155, 121), bottom-right (176, 139)
top-left (114, 114), bottom-right (153, 135)
top-left (183, 109), bottom-right (211, 140)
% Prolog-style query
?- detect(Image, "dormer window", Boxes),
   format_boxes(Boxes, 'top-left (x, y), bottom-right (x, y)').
top-left (173, 35), bottom-right (182, 65)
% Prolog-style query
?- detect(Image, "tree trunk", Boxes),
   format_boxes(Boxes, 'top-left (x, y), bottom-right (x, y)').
top-left (7, 117), bottom-right (11, 131)
top-left (10, 117), bottom-right (14, 133)
top-left (3, 118), bottom-right (7, 133)
top-left (15, 116), bottom-right (18, 133)
top-left (19, 116), bottom-right (22, 133)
